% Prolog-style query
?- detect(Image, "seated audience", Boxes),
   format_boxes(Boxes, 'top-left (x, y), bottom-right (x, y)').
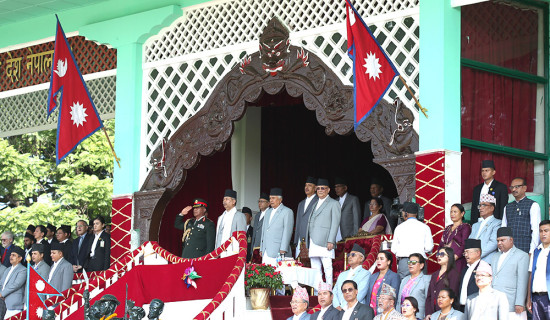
top-left (464, 260), bottom-right (509, 320)
top-left (468, 194), bottom-right (500, 262)
top-left (287, 286), bottom-right (310, 320)
top-left (400, 296), bottom-right (420, 320)
top-left (439, 204), bottom-right (471, 273)
top-left (425, 247), bottom-right (460, 317)
top-left (333, 243), bottom-right (371, 309)
top-left (429, 288), bottom-right (464, 320)
top-left (397, 253), bottom-right (430, 319)
top-left (84, 216), bottom-right (111, 271)
top-left (311, 282), bottom-right (340, 320)
top-left (366, 250), bottom-right (401, 316)
top-left (0, 246), bottom-right (26, 318)
top-left (373, 283), bottom-right (404, 320)
top-left (360, 198), bottom-right (392, 236)
top-left (341, 280), bottom-right (374, 320)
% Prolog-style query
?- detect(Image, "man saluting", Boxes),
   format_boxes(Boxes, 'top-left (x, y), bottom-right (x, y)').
top-left (174, 198), bottom-right (216, 258)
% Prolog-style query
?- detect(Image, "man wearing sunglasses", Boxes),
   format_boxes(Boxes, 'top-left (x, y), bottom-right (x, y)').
top-left (468, 193), bottom-right (501, 262)
top-left (340, 280), bottom-right (374, 320)
top-left (502, 177), bottom-right (541, 254)
top-left (306, 178), bottom-right (341, 287)
top-left (332, 244), bottom-right (371, 310)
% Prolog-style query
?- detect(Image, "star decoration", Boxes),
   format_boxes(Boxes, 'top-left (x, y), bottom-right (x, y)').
top-left (348, 7), bottom-right (356, 26)
top-left (35, 279), bottom-right (45, 291)
top-left (70, 101), bottom-right (88, 127)
top-left (363, 52), bottom-right (382, 80)
top-left (181, 263), bottom-right (202, 289)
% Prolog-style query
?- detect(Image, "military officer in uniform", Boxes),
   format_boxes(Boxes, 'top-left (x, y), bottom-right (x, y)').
top-left (174, 198), bottom-right (216, 258)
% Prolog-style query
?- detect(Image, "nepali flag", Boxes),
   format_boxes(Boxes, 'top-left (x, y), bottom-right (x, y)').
top-left (26, 265), bottom-right (62, 320)
top-left (47, 16), bottom-right (103, 164)
top-left (346, 0), bottom-right (399, 129)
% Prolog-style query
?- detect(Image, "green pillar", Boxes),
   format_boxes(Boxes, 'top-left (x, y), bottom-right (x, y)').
top-left (419, 0), bottom-right (461, 152)
top-left (80, 6), bottom-right (181, 195)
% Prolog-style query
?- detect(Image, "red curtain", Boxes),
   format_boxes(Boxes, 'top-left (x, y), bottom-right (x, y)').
top-left (460, 1), bottom-right (540, 204)
top-left (159, 145), bottom-right (232, 256)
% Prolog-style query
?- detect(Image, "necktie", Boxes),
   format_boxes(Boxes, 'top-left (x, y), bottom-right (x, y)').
top-left (1, 247), bottom-right (7, 263)
top-left (78, 236), bottom-right (83, 250)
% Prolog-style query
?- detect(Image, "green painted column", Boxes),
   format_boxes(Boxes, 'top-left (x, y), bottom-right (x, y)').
top-left (80, 6), bottom-right (182, 195)
top-left (419, 0), bottom-right (461, 152)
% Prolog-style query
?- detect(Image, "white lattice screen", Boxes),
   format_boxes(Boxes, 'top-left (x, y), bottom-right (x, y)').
top-left (0, 75), bottom-right (116, 137)
top-left (142, 0), bottom-right (420, 179)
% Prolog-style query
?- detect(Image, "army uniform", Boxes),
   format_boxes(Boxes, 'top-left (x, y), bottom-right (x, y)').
top-left (174, 199), bottom-right (216, 259)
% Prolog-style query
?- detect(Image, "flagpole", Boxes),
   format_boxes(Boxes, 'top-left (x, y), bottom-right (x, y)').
top-left (102, 127), bottom-right (121, 168)
top-left (398, 75), bottom-right (428, 119)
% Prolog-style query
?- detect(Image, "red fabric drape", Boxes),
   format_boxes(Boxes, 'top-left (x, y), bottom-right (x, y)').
top-left (64, 255), bottom-right (239, 320)
top-left (460, 1), bottom-right (540, 204)
top-left (159, 145), bottom-right (232, 256)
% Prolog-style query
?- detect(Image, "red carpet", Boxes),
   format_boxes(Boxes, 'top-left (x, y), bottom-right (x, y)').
top-left (269, 295), bottom-right (319, 320)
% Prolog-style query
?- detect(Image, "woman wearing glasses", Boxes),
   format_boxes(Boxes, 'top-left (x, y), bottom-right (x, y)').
top-left (365, 250), bottom-right (401, 316)
top-left (430, 288), bottom-right (464, 320)
top-left (360, 198), bottom-right (392, 235)
top-left (424, 247), bottom-right (460, 319)
top-left (439, 204), bottom-right (471, 273)
top-left (396, 253), bottom-right (431, 319)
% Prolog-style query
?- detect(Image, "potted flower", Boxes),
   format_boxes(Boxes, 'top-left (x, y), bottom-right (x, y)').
top-left (245, 263), bottom-right (283, 310)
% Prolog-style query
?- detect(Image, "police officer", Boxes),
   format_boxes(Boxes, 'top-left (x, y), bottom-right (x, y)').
top-left (174, 198), bottom-right (216, 258)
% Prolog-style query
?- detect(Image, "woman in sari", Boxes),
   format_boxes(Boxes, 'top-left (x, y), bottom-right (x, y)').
top-left (360, 198), bottom-right (392, 235)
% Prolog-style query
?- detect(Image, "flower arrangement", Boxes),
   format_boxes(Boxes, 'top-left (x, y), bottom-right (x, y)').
top-left (244, 263), bottom-right (283, 290)
top-left (277, 260), bottom-right (303, 268)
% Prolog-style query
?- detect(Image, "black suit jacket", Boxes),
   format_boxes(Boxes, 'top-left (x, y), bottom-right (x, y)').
top-left (310, 305), bottom-right (341, 320)
top-left (36, 239), bottom-right (52, 266)
top-left (246, 225), bottom-right (253, 262)
top-left (470, 179), bottom-right (508, 222)
top-left (60, 239), bottom-right (75, 265)
top-left (84, 232), bottom-right (111, 271)
top-left (72, 234), bottom-right (93, 268)
top-left (458, 262), bottom-right (480, 305)
top-left (341, 302), bottom-right (375, 320)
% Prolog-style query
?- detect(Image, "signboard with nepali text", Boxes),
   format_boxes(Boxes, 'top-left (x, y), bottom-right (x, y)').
top-left (0, 36), bottom-right (116, 92)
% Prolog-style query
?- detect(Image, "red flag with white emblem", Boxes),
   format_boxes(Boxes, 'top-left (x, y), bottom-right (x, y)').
top-left (346, 0), bottom-right (399, 129)
top-left (47, 16), bottom-right (103, 164)
top-left (26, 265), bottom-right (62, 320)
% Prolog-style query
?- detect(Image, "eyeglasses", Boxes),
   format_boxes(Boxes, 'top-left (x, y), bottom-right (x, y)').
top-left (342, 288), bottom-right (355, 293)
top-left (407, 260), bottom-right (419, 265)
top-left (349, 252), bottom-right (363, 258)
top-left (436, 252), bottom-right (447, 257)
top-left (509, 185), bottom-right (525, 190)
top-left (290, 300), bottom-right (305, 305)
top-left (477, 204), bottom-right (492, 209)
top-left (0, 239), bottom-right (7, 242)
top-left (316, 186), bottom-right (328, 191)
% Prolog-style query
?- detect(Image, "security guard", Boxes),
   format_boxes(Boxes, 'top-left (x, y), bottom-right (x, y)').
top-left (174, 198), bottom-right (216, 258)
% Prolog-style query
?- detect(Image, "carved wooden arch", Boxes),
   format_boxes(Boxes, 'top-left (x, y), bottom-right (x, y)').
top-left (134, 17), bottom-right (418, 243)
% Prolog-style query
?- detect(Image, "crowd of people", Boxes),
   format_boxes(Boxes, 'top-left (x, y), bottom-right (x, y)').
top-left (0, 217), bottom-right (111, 319)
top-left (175, 159), bottom-right (548, 320)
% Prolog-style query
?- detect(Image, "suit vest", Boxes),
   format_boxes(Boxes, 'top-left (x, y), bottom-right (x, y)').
top-left (505, 197), bottom-right (534, 253)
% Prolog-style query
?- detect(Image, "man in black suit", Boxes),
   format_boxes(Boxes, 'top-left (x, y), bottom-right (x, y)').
top-left (34, 225), bottom-right (52, 265)
top-left (84, 216), bottom-right (111, 271)
top-left (458, 239), bottom-right (482, 311)
top-left (243, 207), bottom-right (253, 262)
top-left (339, 280), bottom-right (374, 320)
top-left (311, 282), bottom-right (340, 320)
top-left (72, 220), bottom-right (92, 273)
top-left (470, 159), bottom-right (508, 222)
top-left (294, 176), bottom-right (318, 258)
top-left (55, 225), bottom-right (74, 264)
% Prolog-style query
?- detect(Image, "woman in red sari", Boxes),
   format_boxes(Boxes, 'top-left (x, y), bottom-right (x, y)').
top-left (439, 203), bottom-right (471, 273)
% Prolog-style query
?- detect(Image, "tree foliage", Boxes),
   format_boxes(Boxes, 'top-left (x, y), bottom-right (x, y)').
top-left (0, 120), bottom-right (115, 240)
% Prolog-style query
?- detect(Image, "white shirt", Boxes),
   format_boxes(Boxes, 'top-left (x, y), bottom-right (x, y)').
top-left (339, 193), bottom-right (348, 208)
top-left (502, 198), bottom-right (541, 253)
top-left (269, 205), bottom-right (280, 224)
top-left (342, 301), bottom-right (358, 320)
top-left (318, 306), bottom-right (330, 319)
top-left (259, 209), bottom-right (267, 221)
top-left (497, 249), bottom-right (510, 271)
top-left (529, 244), bottom-right (550, 293)
top-left (218, 207), bottom-right (237, 244)
top-left (460, 259), bottom-right (480, 304)
top-left (2, 265), bottom-right (16, 289)
top-left (292, 311), bottom-right (306, 320)
top-left (48, 257), bottom-right (65, 282)
top-left (391, 217), bottom-right (434, 258)
top-left (90, 231), bottom-right (104, 257)
top-left (475, 215), bottom-right (495, 238)
top-left (315, 196), bottom-right (328, 211)
top-left (480, 179), bottom-right (493, 197)
top-left (304, 194), bottom-right (315, 211)
top-left (346, 265), bottom-right (361, 280)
